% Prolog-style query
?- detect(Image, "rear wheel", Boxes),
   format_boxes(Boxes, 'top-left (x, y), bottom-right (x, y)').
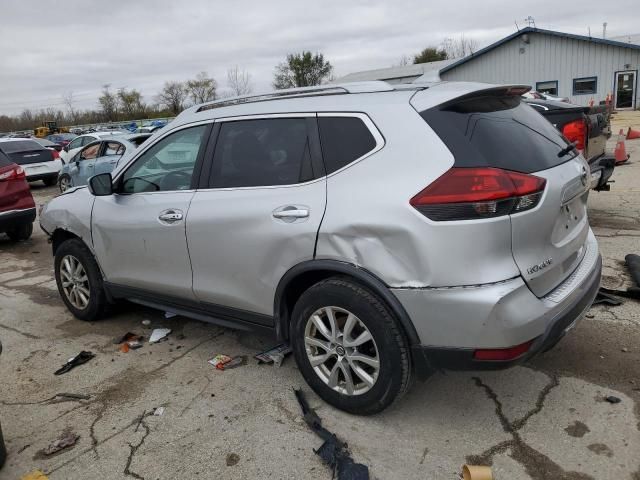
top-left (6, 222), bottom-right (33, 242)
top-left (58, 174), bottom-right (73, 193)
top-left (54, 239), bottom-right (108, 321)
top-left (291, 277), bottom-right (411, 414)
top-left (43, 175), bottom-right (57, 187)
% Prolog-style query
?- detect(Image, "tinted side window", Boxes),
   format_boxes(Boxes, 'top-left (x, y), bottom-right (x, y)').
top-left (318, 117), bottom-right (377, 174)
top-left (121, 125), bottom-right (207, 193)
top-left (68, 138), bottom-right (83, 150)
top-left (0, 150), bottom-right (12, 168)
top-left (210, 118), bottom-right (313, 188)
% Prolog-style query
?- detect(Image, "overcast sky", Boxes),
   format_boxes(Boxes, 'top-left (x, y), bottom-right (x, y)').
top-left (1, 0), bottom-right (638, 115)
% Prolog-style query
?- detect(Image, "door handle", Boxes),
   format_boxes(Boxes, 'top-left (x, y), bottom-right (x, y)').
top-left (273, 208), bottom-right (309, 219)
top-left (158, 210), bottom-right (183, 222)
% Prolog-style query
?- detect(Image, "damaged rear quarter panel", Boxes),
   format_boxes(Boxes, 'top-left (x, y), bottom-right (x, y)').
top-left (315, 104), bottom-right (520, 288)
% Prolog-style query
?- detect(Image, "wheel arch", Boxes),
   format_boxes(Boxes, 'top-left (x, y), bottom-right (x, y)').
top-left (274, 260), bottom-right (421, 347)
top-left (51, 228), bottom-right (81, 255)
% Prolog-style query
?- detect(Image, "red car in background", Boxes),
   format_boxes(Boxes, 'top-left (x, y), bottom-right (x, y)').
top-left (0, 149), bottom-right (35, 241)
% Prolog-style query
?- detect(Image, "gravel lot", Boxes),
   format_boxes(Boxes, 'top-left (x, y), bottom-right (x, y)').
top-left (1, 113), bottom-right (639, 479)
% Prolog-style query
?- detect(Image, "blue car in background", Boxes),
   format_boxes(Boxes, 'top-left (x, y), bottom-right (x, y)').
top-left (57, 133), bottom-right (150, 192)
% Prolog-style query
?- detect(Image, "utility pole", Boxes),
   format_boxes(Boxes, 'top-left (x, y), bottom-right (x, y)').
top-left (602, 22), bottom-right (608, 39)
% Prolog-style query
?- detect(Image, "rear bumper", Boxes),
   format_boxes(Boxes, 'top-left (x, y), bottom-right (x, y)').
top-left (23, 160), bottom-right (62, 181)
top-left (0, 207), bottom-right (36, 232)
top-left (395, 230), bottom-right (601, 372)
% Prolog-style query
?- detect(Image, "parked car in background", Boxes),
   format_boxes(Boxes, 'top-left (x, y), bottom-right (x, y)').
top-left (523, 90), bottom-right (570, 103)
top-left (60, 131), bottom-right (126, 164)
top-left (0, 138), bottom-right (62, 186)
top-left (46, 133), bottom-right (77, 148)
top-left (524, 97), bottom-right (614, 191)
top-left (0, 150), bottom-right (35, 241)
top-left (57, 137), bottom-right (143, 192)
top-left (33, 137), bottom-right (64, 152)
top-left (41, 82), bottom-right (601, 414)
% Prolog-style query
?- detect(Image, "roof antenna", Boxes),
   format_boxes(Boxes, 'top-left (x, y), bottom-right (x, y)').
top-left (602, 22), bottom-right (607, 39)
top-left (524, 16), bottom-right (536, 28)
top-left (588, 26), bottom-right (591, 37)
top-left (514, 20), bottom-right (520, 32)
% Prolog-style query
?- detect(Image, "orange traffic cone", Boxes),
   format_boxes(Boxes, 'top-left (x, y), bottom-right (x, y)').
top-left (627, 127), bottom-right (640, 140)
top-left (615, 129), bottom-right (630, 165)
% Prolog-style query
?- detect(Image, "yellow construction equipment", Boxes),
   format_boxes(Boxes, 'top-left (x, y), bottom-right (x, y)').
top-left (34, 121), bottom-right (69, 138)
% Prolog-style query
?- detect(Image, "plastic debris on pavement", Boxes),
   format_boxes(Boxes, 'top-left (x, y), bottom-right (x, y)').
top-left (164, 311), bottom-right (177, 319)
top-left (20, 471), bottom-right (49, 480)
top-left (142, 319), bottom-right (151, 326)
top-left (294, 388), bottom-right (369, 480)
top-left (54, 351), bottom-right (95, 375)
top-left (605, 395), bottom-right (622, 404)
top-left (149, 328), bottom-right (171, 343)
top-left (114, 332), bottom-right (144, 352)
top-left (42, 428), bottom-right (79, 455)
top-left (153, 406), bottom-right (165, 416)
top-left (209, 354), bottom-right (233, 370)
top-left (255, 343), bottom-right (292, 367)
top-left (462, 464), bottom-right (493, 480)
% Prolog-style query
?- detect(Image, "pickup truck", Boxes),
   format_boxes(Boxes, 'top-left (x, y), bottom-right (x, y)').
top-left (524, 98), bottom-right (615, 191)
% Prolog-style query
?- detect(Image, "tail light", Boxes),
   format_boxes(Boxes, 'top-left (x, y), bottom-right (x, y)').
top-left (562, 119), bottom-right (587, 151)
top-left (50, 149), bottom-right (60, 160)
top-left (410, 167), bottom-right (546, 221)
top-left (0, 166), bottom-right (26, 181)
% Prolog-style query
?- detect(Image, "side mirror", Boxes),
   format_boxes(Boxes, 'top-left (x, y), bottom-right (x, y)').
top-left (88, 173), bottom-right (113, 196)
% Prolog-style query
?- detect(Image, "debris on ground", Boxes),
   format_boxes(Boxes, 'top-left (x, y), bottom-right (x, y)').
top-left (622, 347), bottom-right (629, 352)
top-left (224, 355), bottom-right (246, 369)
top-left (153, 406), bottom-right (165, 416)
top-left (592, 289), bottom-right (624, 306)
top-left (164, 311), bottom-right (177, 319)
top-left (605, 395), bottom-right (622, 404)
top-left (42, 428), bottom-right (79, 455)
top-left (149, 328), bottom-right (171, 343)
top-left (142, 319), bottom-right (151, 326)
top-left (294, 389), bottom-right (369, 480)
top-left (20, 470), bottom-right (49, 480)
top-left (54, 351), bottom-right (95, 375)
top-left (209, 354), bottom-right (232, 369)
top-left (226, 452), bottom-right (240, 466)
top-left (255, 343), bottom-right (292, 367)
top-left (54, 393), bottom-right (91, 401)
top-left (114, 332), bottom-right (144, 352)
top-left (462, 464), bottom-right (493, 480)
top-left (592, 255), bottom-right (640, 304)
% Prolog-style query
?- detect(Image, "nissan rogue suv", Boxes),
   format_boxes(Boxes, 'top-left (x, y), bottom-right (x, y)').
top-left (40, 81), bottom-right (601, 414)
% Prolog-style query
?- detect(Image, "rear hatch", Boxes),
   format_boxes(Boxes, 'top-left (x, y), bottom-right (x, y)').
top-left (417, 87), bottom-right (590, 297)
top-left (0, 140), bottom-right (53, 165)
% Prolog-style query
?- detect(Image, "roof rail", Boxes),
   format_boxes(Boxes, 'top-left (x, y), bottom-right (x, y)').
top-left (196, 81), bottom-right (396, 112)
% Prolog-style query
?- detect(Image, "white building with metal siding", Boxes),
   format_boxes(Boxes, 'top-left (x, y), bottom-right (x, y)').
top-left (440, 28), bottom-right (640, 109)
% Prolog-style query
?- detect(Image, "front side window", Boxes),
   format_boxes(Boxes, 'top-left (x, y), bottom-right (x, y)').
top-left (573, 77), bottom-right (597, 95)
top-left (210, 118), bottom-right (313, 188)
top-left (68, 137), bottom-right (83, 150)
top-left (536, 80), bottom-right (558, 96)
top-left (318, 116), bottom-right (377, 174)
top-left (104, 142), bottom-right (125, 156)
top-left (80, 143), bottom-right (100, 160)
top-left (121, 125), bottom-right (207, 193)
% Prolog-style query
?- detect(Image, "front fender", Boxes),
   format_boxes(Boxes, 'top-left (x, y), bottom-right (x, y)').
top-left (40, 187), bottom-right (95, 250)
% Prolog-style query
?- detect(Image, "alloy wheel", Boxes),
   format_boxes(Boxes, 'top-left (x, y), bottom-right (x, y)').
top-left (60, 255), bottom-right (90, 310)
top-left (59, 176), bottom-right (71, 192)
top-left (304, 306), bottom-right (380, 396)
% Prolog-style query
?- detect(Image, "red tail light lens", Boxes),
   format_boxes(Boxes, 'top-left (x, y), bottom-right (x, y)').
top-left (50, 149), bottom-right (60, 159)
top-left (562, 119), bottom-right (586, 151)
top-left (473, 339), bottom-right (534, 361)
top-left (0, 166), bottom-right (25, 181)
top-left (410, 167), bottom-right (546, 221)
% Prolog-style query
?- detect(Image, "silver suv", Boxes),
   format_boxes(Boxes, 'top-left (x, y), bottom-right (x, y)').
top-left (40, 81), bottom-right (601, 414)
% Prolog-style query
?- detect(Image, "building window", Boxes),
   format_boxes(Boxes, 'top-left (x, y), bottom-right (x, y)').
top-left (573, 77), bottom-right (597, 95)
top-left (536, 80), bottom-right (558, 96)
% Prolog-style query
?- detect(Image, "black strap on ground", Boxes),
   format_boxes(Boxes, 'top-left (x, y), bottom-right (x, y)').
top-left (294, 389), bottom-right (369, 480)
top-left (54, 351), bottom-right (95, 375)
top-left (625, 254), bottom-right (640, 287)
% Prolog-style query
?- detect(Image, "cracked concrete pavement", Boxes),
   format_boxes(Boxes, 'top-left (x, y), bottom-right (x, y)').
top-left (1, 113), bottom-right (640, 479)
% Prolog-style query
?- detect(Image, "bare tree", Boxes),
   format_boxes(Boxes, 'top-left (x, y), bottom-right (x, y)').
top-left (395, 55), bottom-right (411, 67)
top-left (226, 66), bottom-right (253, 96)
top-left (441, 34), bottom-right (478, 59)
top-left (62, 91), bottom-right (77, 123)
top-left (117, 87), bottom-right (145, 119)
top-left (156, 81), bottom-right (188, 115)
top-left (185, 71), bottom-right (217, 104)
top-left (98, 84), bottom-right (118, 121)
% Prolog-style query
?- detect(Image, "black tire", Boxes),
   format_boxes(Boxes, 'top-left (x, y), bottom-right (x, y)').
top-left (43, 175), bottom-right (57, 187)
top-left (54, 238), bottom-right (108, 321)
top-left (6, 222), bottom-right (33, 242)
top-left (291, 277), bottom-right (411, 415)
top-left (0, 421), bottom-right (6, 469)
top-left (58, 174), bottom-right (73, 193)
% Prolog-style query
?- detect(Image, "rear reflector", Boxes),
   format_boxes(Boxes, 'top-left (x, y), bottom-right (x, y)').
top-left (410, 167), bottom-right (546, 221)
top-left (562, 119), bottom-right (587, 151)
top-left (473, 340), bottom-right (534, 361)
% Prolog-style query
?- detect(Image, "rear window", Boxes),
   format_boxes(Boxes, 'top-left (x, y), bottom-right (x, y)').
top-left (0, 150), bottom-right (12, 168)
top-left (0, 140), bottom-right (45, 154)
top-left (318, 117), bottom-right (377, 174)
top-left (421, 96), bottom-right (576, 173)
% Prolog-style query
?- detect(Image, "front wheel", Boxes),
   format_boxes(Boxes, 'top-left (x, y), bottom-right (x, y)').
top-left (54, 238), bottom-right (108, 321)
top-left (58, 174), bottom-right (73, 193)
top-left (291, 277), bottom-right (411, 415)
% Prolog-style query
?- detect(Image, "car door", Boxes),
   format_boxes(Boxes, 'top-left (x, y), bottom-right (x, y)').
top-left (186, 115), bottom-right (327, 321)
top-left (91, 123), bottom-right (211, 299)
top-left (68, 142), bottom-right (101, 185)
top-left (94, 140), bottom-right (125, 175)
